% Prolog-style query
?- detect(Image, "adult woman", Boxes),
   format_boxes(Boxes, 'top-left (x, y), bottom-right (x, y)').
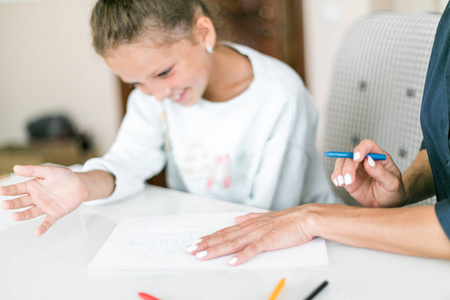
top-left (187, 3), bottom-right (450, 265)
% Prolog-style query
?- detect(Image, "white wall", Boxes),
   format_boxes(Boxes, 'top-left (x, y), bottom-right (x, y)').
top-left (0, 0), bottom-right (121, 155)
top-left (390, 0), bottom-right (447, 12)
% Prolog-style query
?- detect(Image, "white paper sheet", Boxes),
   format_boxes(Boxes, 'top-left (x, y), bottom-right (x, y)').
top-left (88, 213), bottom-right (328, 271)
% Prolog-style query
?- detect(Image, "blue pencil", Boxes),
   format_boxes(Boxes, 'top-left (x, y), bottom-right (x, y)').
top-left (323, 151), bottom-right (386, 160)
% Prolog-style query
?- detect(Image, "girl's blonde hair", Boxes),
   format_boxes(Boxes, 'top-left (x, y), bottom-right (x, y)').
top-left (90, 0), bottom-right (219, 57)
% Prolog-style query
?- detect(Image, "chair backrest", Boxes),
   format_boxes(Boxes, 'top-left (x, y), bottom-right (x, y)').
top-left (321, 11), bottom-right (440, 206)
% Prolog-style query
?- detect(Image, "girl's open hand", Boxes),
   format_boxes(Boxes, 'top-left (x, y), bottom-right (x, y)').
top-left (0, 165), bottom-right (89, 236)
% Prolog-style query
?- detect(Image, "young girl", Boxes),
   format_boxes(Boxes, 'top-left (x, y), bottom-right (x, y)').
top-left (0, 0), bottom-right (334, 236)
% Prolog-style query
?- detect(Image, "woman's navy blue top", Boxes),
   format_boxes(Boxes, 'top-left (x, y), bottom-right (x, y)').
top-left (421, 2), bottom-right (450, 239)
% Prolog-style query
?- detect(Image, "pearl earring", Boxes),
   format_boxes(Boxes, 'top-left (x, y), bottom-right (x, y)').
top-left (206, 44), bottom-right (214, 54)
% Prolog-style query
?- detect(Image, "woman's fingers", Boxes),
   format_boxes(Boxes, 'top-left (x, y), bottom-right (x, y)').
top-left (230, 229), bottom-right (310, 266)
top-left (201, 213), bottom-right (269, 244)
top-left (228, 240), bottom-right (267, 266)
top-left (353, 139), bottom-right (401, 189)
top-left (332, 158), bottom-right (345, 186)
top-left (353, 139), bottom-right (386, 162)
top-left (195, 233), bottom-right (261, 262)
top-left (234, 212), bottom-right (263, 224)
top-left (188, 223), bottom-right (253, 254)
top-left (331, 139), bottom-right (392, 189)
top-left (363, 157), bottom-right (402, 193)
top-left (341, 157), bottom-right (361, 186)
top-left (187, 213), bottom-right (272, 255)
top-left (193, 223), bottom-right (270, 265)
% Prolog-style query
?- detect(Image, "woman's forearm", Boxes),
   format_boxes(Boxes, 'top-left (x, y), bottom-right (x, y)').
top-left (309, 204), bottom-right (450, 259)
top-left (402, 149), bottom-right (435, 205)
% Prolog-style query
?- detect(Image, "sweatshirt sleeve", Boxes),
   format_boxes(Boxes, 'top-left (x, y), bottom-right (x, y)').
top-left (82, 90), bottom-right (166, 205)
top-left (242, 79), bottom-right (334, 210)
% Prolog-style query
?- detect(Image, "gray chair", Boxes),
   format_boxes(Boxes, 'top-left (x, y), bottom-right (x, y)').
top-left (321, 11), bottom-right (440, 206)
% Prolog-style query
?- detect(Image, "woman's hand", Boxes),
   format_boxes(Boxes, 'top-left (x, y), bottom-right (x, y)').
top-left (0, 165), bottom-right (89, 236)
top-left (331, 139), bottom-right (406, 207)
top-left (186, 205), bottom-right (316, 266)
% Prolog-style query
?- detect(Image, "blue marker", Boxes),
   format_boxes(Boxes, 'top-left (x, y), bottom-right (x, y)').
top-left (323, 151), bottom-right (386, 160)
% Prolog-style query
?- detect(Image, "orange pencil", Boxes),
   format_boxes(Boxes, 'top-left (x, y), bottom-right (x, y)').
top-left (267, 277), bottom-right (286, 300)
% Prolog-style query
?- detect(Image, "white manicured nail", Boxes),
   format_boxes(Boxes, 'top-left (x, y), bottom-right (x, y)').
top-left (354, 152), bottom-right (361, 160)
top-left (344, 173), bottom-right (352, 185)
top-left (196, 250), bottom-right (207, 259)
top-left (191, 238), bottom-right (202, 245)
top-left (368, 156), bottom-right (375, 167)
top-left (186, 244), bottom-right (198, 252)
top-left (338, 175), bottom-right (344, 186)
top-left (228, 257), bottom-right (238, 265)
top-left (333, 178), bottom-right (338, 186)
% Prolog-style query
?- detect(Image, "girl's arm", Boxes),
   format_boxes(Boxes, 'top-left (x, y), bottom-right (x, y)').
top-left (0, 165), bottom-right (115, 236)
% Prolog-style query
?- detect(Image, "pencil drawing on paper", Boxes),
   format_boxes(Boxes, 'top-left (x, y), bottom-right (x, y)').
top-left (126, 218), bottom-right (213, 254)
top-left (130, 227), bottom-right (195, 253)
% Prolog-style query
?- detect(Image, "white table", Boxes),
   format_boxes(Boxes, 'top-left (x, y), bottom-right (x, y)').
top-left (0, 184), bottom-right (449, 300)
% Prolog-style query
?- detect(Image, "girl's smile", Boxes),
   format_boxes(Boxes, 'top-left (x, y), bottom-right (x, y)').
top-left (105, 37), bottom-right (212, 107)
top-left (173, 88), bottom-right (189, 104)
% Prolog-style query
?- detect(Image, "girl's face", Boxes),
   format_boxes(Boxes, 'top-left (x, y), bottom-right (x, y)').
top-left (105, 38), bottom-right (212, 106)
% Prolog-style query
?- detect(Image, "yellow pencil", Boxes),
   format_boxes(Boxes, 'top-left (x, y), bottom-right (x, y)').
top-left (267, 277), bottom-right (286, 300)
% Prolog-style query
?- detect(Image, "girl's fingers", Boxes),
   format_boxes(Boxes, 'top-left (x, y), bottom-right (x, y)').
top-left (9, 206), bottom-right (58, 236)
top-left (11, 206), bottom-right (43, 221)
top-left (34, 215), bottom-right (58, 236)
top-left (0, 181), bottom-right (31, 197)
top-left (13, 165), bottom-right (53, 179)
top-left (1, 195), bottom-right (34, 210)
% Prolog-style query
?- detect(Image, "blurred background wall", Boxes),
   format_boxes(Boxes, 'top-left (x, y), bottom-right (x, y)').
top-left (0, 0), bottom-right (447, 170)
top-left (0, 0), bottom-right (121, 157)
